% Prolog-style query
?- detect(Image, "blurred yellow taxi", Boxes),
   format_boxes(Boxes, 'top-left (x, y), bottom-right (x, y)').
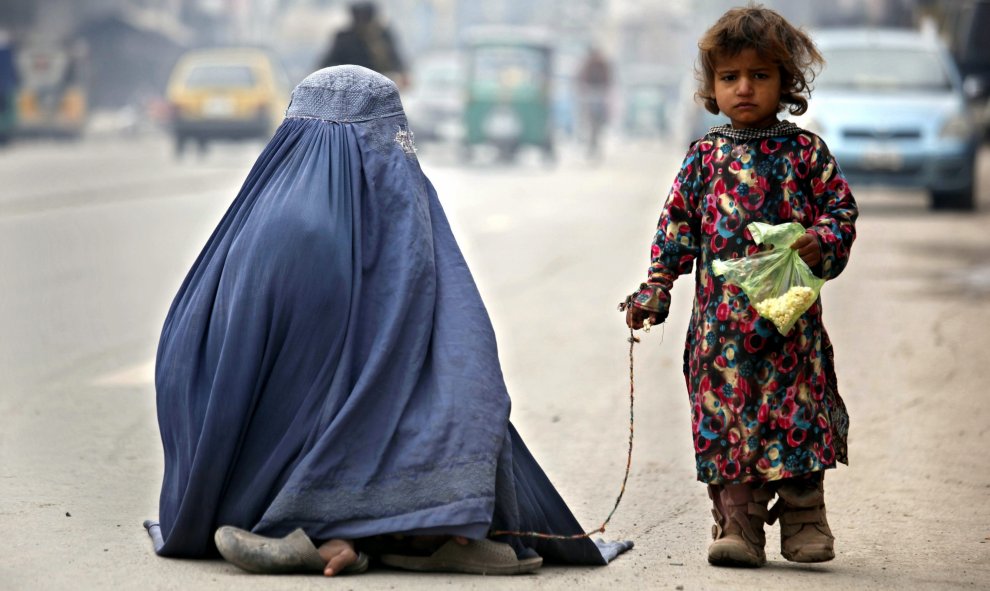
top-left (166, 47), bottom-right (290, 153)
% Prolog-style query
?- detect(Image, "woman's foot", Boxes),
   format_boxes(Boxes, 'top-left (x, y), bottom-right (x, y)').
top-left (318, 538), bottom-right (360, 576)
top-left (214, 527), bottom-right (368, 576)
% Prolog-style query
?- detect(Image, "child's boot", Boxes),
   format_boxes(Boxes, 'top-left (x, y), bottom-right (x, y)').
top-left (769, 473), bottom-right (835, 563)
top-left (707, 483), bottom-right (773, 567)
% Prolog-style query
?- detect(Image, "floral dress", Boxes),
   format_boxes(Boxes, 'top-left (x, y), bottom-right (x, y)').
top-left (627, 121), bottom-right (857, 485)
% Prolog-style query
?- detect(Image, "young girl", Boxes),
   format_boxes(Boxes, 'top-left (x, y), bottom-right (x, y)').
top-left (622, 5), bottom-right (857, 567)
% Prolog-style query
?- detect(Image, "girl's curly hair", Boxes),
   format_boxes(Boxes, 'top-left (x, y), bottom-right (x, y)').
top-left (696, 3), bottom-right (823, 116)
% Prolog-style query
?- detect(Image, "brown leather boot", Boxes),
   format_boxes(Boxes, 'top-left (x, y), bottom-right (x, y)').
top-left (707, 483), bottom-right (773, 567)
top-left (768, 474), bottom-right (835, 563)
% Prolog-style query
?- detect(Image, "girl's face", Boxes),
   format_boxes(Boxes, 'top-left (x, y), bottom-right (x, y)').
top-left (713, 48), bottom-right (782, 129)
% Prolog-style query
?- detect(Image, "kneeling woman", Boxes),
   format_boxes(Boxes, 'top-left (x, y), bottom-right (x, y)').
top-left (144, 66), bottom-right (630, 576)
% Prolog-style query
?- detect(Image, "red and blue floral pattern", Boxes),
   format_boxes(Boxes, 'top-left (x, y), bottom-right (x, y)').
top-left (629, 129), bottom-right (857, 484)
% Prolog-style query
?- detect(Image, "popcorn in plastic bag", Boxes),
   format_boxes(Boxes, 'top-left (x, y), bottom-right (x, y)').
top-left (711, 222), bottom-right (825, 335)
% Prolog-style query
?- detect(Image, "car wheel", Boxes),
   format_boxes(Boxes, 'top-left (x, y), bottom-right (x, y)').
top-left (931, 185), bottom-right (975, 211)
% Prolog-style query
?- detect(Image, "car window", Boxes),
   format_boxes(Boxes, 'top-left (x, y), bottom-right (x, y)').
top-left (184, 64), bottom-right (256, 89)
top-left (818, 47), bottom-right (951, 91)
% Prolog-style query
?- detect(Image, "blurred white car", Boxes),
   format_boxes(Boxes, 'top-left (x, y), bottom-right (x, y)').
top-left (797, 29), bottom-right (979, 210)
top-left (402, 51), bottom-right (465, 143)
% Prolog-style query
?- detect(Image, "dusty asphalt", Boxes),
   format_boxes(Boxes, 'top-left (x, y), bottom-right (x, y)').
top-left (1, 138), bottom-right (988, 590)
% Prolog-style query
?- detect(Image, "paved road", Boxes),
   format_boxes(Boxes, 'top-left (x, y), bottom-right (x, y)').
top-left (1, 133), bottom-right (988, 590)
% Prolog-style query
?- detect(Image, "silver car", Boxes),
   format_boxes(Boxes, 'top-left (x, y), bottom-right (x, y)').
top-left (797, 28), bottom-right (978, 210)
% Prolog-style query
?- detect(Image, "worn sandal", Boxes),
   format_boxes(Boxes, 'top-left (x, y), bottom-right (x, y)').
top-left (214, 526), bottom-right (369, 575)
top-left (380, 538), bottom-right (542, 575)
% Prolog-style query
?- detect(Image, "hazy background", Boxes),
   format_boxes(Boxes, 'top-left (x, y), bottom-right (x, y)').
top-left (0, 0), bottom-right (956, 150)
top-left (2, 2), bottom-right (990, 589)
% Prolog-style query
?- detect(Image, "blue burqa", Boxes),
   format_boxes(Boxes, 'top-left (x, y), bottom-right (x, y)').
top-left (148, 66), bottom-right (630, 565)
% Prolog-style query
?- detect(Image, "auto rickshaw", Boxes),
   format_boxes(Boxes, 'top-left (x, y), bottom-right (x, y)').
top-left (15, 43), bottom-right (88, 139)
top-left (461, 27), bottom-right (554, 162)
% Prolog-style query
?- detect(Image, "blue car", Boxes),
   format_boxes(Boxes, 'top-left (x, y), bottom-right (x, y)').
top-left (798, 29), bottom-right (979, 210)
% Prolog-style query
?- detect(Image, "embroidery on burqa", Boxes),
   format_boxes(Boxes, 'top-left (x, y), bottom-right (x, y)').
top-left (362, 115), bottom-right (417, 161)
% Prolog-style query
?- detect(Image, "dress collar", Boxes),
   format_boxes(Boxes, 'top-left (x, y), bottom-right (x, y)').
top-left (707, 120), bottom-right (802, 142)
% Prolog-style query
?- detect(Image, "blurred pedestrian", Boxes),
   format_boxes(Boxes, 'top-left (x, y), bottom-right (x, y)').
top-left (576, 46), bottom-right (611, 159)
top-left (0, 30), bottom-right (18, 145)
top-left (144, 65), bottom-right (631, 576)
top-left (319, 2), bottom-right (408, 89)
top-left (621, 4), bottom-right (858, 568)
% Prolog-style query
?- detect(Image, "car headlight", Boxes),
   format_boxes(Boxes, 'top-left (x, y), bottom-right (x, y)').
top-left (939, 113), bottom-right (973, 140)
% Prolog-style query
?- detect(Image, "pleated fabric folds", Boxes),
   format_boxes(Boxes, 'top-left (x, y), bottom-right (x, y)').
top-left (150, 66), bottom-right (624, 565)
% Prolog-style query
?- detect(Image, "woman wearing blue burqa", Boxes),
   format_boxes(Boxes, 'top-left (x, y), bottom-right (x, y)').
top-left (144, 66), bottom-right (631, 577)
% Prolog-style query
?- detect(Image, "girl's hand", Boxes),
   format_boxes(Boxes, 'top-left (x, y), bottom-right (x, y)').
top-left (626, 305), bottom-right (661, 330)
top-left (791, 231), bottom-right (822, 268)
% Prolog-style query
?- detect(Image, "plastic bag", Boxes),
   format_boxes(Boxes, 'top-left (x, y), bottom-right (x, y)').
top-left (711, 222), bottom-right (825, 335)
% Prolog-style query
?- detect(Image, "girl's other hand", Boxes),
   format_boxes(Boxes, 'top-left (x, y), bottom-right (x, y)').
top-left (791, 231), bottom-right (822, 268)
top-left (626, 305), bottom-right (661, 330)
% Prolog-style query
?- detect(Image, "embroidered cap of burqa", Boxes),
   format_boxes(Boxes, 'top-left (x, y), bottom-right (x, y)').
top-left (150, 66), bottom-right (626, 564)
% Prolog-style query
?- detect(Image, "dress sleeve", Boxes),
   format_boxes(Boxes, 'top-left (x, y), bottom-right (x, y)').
top-left (624, 143), bottom-right (704, 319)
top-left (807, 136), bottom-right (858, 281)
